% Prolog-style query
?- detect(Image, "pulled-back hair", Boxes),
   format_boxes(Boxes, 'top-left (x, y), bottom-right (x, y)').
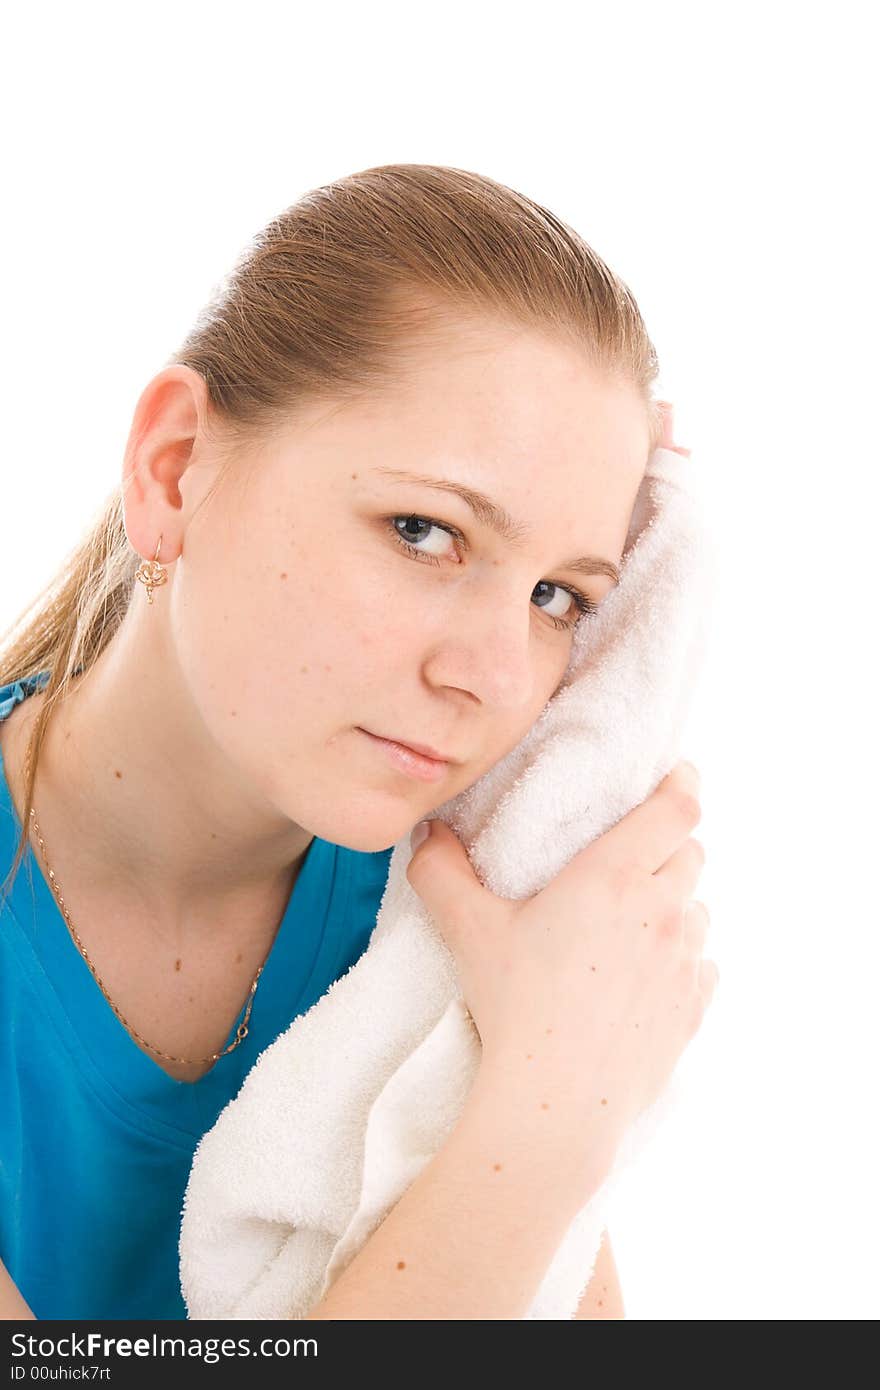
top-left (0, 162), bottom-right (664, 906)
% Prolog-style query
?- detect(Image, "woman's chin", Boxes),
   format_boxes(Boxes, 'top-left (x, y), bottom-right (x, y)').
top-left (300, 791), bottom-right (419, 856)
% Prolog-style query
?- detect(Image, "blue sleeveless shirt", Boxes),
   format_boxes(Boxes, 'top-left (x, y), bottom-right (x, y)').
top-left (0, 672), bottom-right (393, 1320)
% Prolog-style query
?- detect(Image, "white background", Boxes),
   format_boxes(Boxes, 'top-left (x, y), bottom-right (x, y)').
top-left (2, 0), bottom-right (877, 1319)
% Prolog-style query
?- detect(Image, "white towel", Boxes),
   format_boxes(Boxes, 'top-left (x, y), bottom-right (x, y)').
top-left (178, 443), bottom-right (716, 1320)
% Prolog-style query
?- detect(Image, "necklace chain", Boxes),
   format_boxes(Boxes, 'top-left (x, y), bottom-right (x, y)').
top-left (22, 744), bottom-right (265, 1069)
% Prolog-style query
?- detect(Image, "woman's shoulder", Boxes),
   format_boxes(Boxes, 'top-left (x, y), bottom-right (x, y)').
top-left (343, 841), bottom-right (394, 871)
top-left (0, 674), bottom-right (51, 842)
top-left (0, 671), bottom-right (51, 723)
top-left (337, 840), bottom-right (394, 907)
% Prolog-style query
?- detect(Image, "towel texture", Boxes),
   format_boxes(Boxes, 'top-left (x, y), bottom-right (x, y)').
top-left (179, 443), bottom-right (716, 1319)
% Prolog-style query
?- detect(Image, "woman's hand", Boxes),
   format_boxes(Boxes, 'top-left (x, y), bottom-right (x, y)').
top-left (656, 400), bottom-right (691, 457)
top-left (408, 761), bottom-right (716, 1182)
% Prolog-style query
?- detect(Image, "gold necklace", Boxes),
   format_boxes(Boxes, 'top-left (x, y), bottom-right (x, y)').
top-left (22, 744), bottom-right (266, 1069)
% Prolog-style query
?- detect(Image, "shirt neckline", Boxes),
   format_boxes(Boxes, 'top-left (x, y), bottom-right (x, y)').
top-left (0, 672), bottom-right (352, 1136)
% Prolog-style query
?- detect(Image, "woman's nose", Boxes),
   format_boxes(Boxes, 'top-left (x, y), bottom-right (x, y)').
top-left (427, 602), bottom-right (537, 709)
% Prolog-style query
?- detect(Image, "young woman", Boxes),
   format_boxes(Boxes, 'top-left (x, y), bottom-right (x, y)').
top-left (0, 163), bottom-right (711, 1320)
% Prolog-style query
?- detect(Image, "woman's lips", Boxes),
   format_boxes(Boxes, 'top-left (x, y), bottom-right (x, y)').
top-left (357, 729), bottom-right (451, 783)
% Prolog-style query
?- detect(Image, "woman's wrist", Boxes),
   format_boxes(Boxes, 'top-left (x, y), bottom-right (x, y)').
top-left (460, 1054), bottom-right (621, 1211)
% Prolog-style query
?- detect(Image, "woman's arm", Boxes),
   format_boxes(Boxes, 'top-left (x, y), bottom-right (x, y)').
top-left (307, 1061), bottom-right (619, 1320)
top-left (573, 1228), bottom-right (625, 1319)
top-left (0, 1257), bottom-right (36, 1319)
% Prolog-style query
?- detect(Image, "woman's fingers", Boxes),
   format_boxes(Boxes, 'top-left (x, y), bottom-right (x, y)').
top-left (656, 400), bottom-right (692, 457)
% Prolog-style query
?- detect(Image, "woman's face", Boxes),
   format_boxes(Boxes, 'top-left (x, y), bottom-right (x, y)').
top-left (162, 321), bottom-right (651, 853)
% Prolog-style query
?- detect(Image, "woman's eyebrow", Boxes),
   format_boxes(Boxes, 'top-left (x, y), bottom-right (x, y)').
top-left (369, 466), bottom-right (621, 586)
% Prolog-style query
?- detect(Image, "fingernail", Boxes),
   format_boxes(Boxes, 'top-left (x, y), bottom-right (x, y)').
top-left (410, 820), bottom-right (431, 850)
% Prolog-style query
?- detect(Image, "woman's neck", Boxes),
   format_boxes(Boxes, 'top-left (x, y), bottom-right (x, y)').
top-left (1, 625), bottom-right (314, 948)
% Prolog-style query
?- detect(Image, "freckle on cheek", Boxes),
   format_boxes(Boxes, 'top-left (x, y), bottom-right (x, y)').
top-left (396, 1260), bottom-right (406, 1270)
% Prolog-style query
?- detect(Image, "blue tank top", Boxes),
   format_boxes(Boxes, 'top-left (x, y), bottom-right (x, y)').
top-left (0, 672), bottom-right (393, 1320)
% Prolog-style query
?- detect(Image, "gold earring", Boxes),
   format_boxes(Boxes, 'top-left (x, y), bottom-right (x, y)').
top-left (135, 535), bottom-right (168, 605)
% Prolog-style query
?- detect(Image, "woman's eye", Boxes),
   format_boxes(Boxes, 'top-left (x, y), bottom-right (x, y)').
top-left (386, 515), bottom-right (599, 632)
top-left (391, 514), bottom-right (457, 561)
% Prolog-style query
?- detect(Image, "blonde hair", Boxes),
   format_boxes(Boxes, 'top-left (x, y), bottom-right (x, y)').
top-left (0, 162), bottom-right (664, 907)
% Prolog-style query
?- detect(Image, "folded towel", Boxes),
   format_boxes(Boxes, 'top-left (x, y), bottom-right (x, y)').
top-left (178, 443), bottom-right (716, 1319)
